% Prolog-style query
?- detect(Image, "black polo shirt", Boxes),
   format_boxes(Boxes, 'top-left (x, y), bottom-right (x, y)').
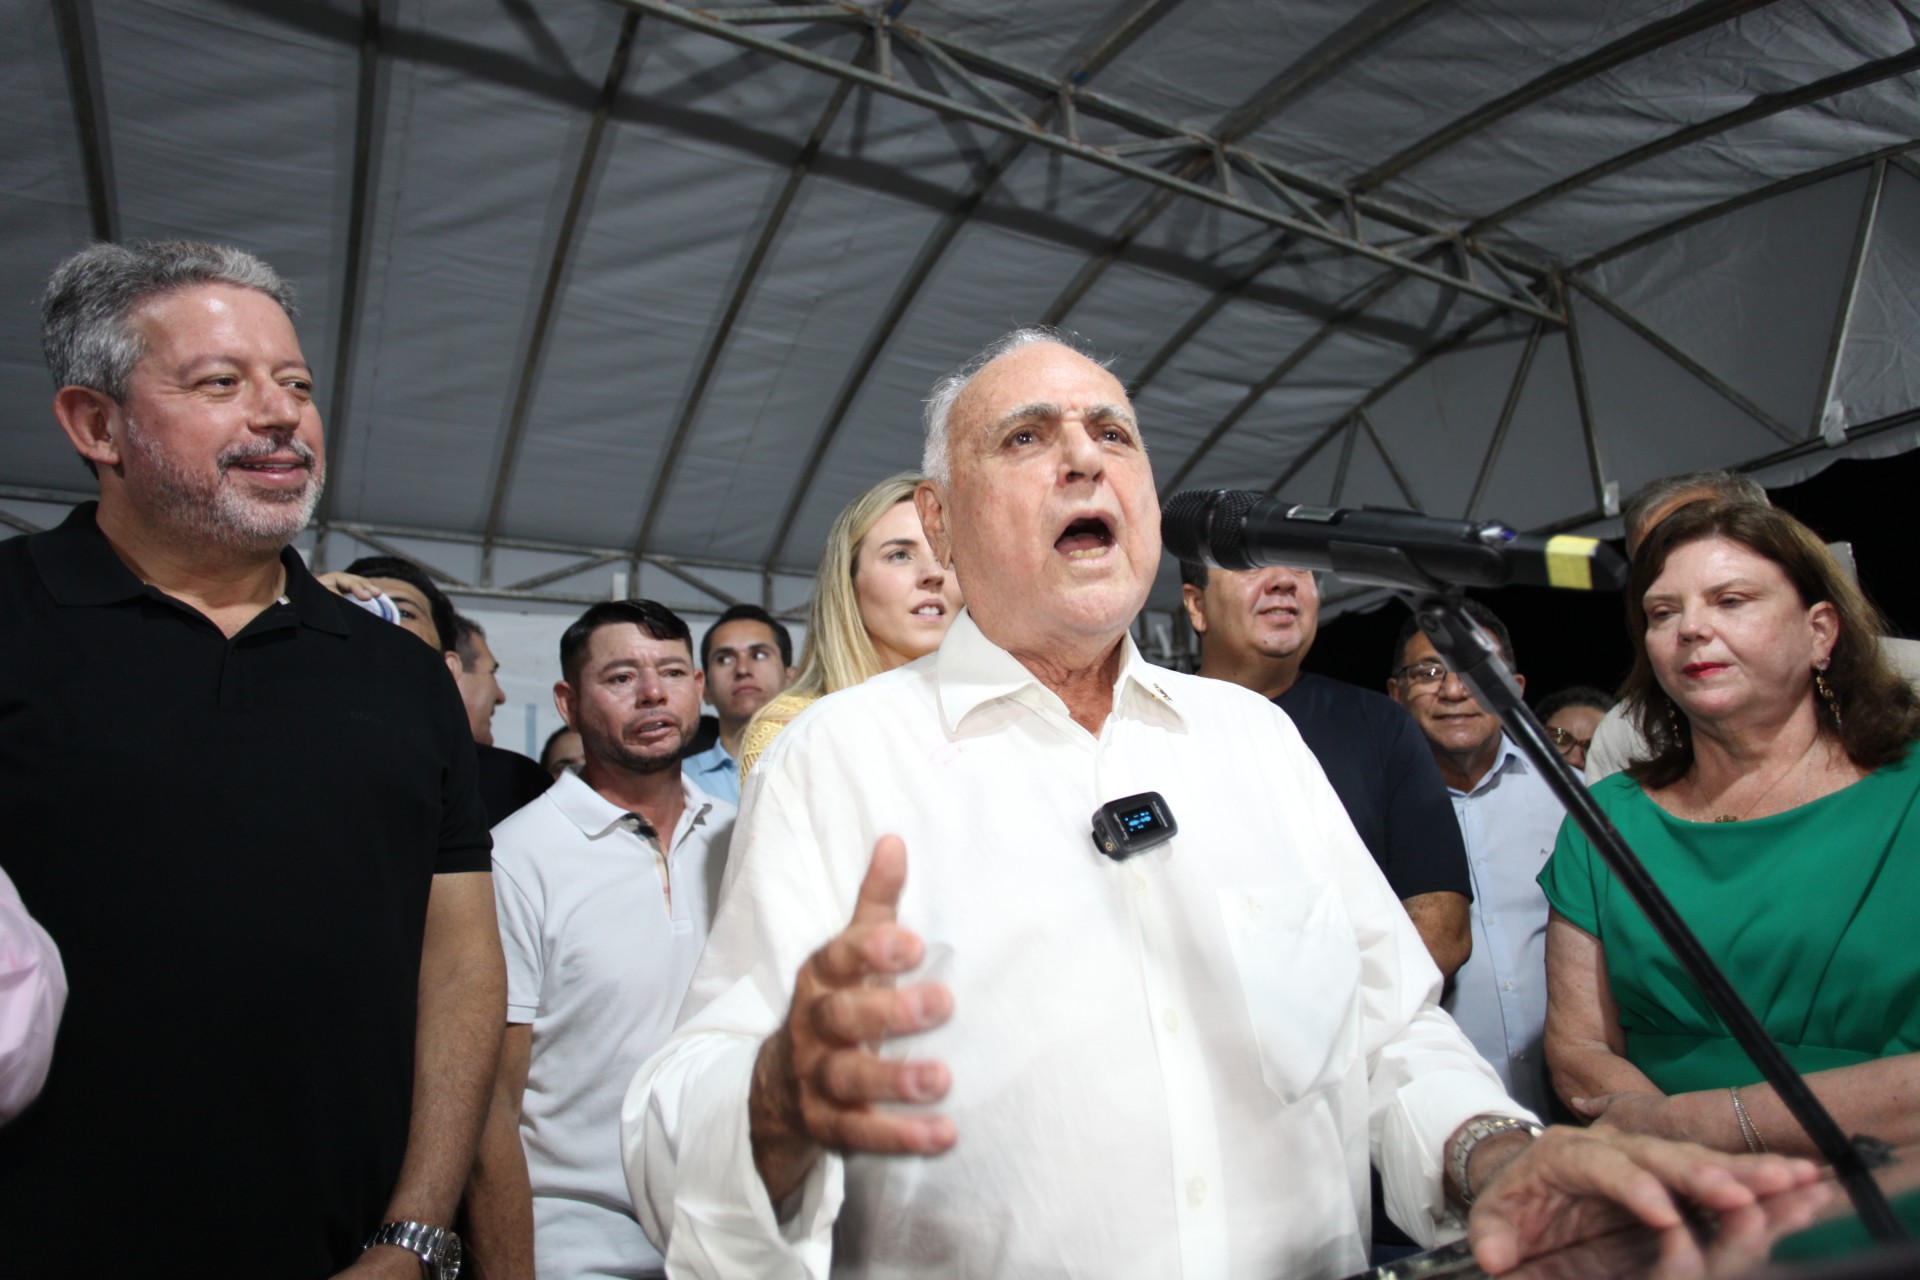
top-left (1275, 672), bottom-right (1471, 901)
top-left (0, 504), bottom-right (491, 1276)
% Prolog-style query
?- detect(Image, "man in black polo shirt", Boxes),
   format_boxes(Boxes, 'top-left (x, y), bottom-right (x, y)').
top-left (1180, 560), bottom-right (1472, 976)
top-left (0, 240), bottom-right (504, 1279)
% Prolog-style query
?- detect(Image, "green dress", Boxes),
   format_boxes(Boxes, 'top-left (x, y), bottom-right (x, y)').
top-left (1537, 748), bottom-right (1920, 1094)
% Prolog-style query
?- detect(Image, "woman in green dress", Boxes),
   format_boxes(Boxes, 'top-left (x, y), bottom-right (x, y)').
top-left (1539, 499), bottom-right (1920, 1158)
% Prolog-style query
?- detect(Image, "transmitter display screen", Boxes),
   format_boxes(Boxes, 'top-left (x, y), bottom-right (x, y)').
top-left (1092, 791), bottom-right (1178, 861)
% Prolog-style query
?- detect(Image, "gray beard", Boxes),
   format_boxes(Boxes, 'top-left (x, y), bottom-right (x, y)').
top-left (122, 419), bottom-right (324, 554)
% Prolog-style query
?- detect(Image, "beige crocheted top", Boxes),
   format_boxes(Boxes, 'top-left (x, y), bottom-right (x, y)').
top-left (736, 690), bottom-right (822, 782)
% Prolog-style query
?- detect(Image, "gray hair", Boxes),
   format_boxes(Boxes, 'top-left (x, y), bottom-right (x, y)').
top-left (42, 240), bottom-right (297, 401)
top-left (1622, 469), bottom-right (1768, 547)
top-left (920, 326), bottom-right (1107, 485)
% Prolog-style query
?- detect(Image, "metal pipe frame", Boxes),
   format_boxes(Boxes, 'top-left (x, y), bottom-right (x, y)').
top-left (1159, 246), bottom-right (1454, 494)
top-left (1358, 407), bottom-right (1422, 511)
top-left (1560, 278), bottom-right (1611, 515)
top-left (1326, 414), bottom-right (1359, 505)
top-left (608, 0), bottom-right (1559, 320)
top-left (629, 38), bottom-right (870, 562)
top-left (1465, 321), bottom-right (1544, 519)
top-left (1350, 0), bottom-right (1785, 194)
top-left (480, 11), bottom-right (643, 580)
top-left (1581, 139), bottom-right (1920, 271)
top-left (1811, 158), bottom-right (1885, 441)
top-left (313, 0), bottom-right (386, 574)
top-left (1471, 43), bottom-right (1920, 235)
top-left (1564, 275), bottom-right (1798, 446)
top-left (52, 0), bottom-right (115, 243)
top-left (755, 0), bottom-right (1176, 571)
top-left (1263, 303), bottom-right (1515, 500)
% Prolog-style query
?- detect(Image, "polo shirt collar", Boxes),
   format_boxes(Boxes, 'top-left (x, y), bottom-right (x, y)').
top-left (934, 608), bottom-right (1187, 735)
top-left (544, 767), bottom-right (716, 840)
top-left (30, 502), bottom-right (353, 636)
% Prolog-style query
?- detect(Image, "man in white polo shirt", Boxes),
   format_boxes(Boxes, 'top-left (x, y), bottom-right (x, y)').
top-left (466, 599), bottom-right (734, 1279)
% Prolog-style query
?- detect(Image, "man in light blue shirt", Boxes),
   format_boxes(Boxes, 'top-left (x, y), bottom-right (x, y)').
top-left (680, 604), bottom-right (795, 804)
top-left (1389, 600), bottom-right (1560, 1120)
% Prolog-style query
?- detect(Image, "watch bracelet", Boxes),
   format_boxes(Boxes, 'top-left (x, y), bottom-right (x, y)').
top-left (1449, 1114), bottom-right (1545, 1207)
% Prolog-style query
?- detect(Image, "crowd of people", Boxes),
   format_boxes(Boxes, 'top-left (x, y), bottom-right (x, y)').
top-left (3, 237), bottom-right (1915, 1279)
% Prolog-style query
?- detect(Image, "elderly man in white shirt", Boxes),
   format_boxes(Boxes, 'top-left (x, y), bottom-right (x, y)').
top-left (623, 330), bottom-right (1815, 1279)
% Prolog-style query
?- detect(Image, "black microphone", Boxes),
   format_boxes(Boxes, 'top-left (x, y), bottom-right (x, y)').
top-left (1161, 489), bottom-right (1627, 592)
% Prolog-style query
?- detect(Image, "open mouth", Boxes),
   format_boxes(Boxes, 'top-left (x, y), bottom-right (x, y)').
top-left (1055, 516), bottom-right (1115, 560)
top-left (628, 716), bottom-right (679, 740)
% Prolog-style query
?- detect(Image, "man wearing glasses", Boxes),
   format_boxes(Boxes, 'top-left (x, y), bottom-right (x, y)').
top-left (1389, 600), bottom-right (1560, 1120)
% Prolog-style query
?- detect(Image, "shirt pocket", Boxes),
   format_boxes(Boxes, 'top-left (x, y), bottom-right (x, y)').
top-left (1219, 883), bottom-right (1363, 1106)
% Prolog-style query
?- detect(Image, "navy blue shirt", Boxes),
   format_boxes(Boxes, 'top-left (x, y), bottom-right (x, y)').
top-left (0, 505), bottom-right (491, 1276)
top-left (1275, 673), bottom-right (1471, 901)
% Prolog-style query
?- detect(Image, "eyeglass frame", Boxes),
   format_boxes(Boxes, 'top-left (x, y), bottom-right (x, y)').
top-left (1546, 725), bottom-right (1594, 754)
top-left (1390, 659), bottom-right (1456, 688)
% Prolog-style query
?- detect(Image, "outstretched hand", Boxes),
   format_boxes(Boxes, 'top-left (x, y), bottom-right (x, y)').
top-left (1466, 1125), bottom-right (1820, 1274)
top-left (748, 836), bottom-right (956, 1204)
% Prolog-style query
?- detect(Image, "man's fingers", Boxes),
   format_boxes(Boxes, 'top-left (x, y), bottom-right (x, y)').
top-left (817, 1105), bottom-right (957, 1158)
top-left (813, 1045), bottom-right (952, 1108)
top-left (809, 980), bottom-right (953, 1047)
top-left (810, 921), bottom-right (924, 987)
top-left (850, 834), bottom-right (908, 929)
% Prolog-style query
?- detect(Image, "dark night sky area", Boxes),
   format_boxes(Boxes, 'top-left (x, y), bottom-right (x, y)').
top-left (1300, 447), bottom-right (1920, 706)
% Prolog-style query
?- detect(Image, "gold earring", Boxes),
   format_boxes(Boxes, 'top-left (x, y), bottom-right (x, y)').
top-left (1815, 666), bottom-right (1843, 728)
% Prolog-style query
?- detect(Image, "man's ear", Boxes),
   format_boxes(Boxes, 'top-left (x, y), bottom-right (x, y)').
top-left (694, 669), bottom-right (706, 704)
top-left (53, 386), bottom-right (124, 469)
top-left (553, 681), bottom-right (576, 730)
top-left (1179, 583), bottom-right (1209, 637)
top-left (915, 482), bottom-right (952, 568)
top-left (444, 652), bottom-right (464, 683)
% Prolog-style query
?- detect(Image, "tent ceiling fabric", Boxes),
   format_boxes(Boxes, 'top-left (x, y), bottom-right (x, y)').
top-left (5, 0), bottom-right (1920, 621)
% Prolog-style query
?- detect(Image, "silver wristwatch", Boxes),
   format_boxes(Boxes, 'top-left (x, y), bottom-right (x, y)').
top-left (1449, 1114), bottom-right (1546, 1207)
top-left (364, 1220), bottom-right (463, 1279)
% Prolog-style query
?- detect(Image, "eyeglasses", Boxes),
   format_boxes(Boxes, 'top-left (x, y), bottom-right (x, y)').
top-left (1391, 660), bottom-right (1452, 688)
top-left (1547, 726), bottom-right (1593, 755)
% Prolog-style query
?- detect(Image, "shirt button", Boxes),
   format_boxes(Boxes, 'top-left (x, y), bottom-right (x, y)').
top-left (1187, 1174), bottom-right (1208, 1207)
top-left (1131, 871), bottom-right (1147, 893)
top-left (1163, 1008), bottom-right (1180, 1034)
top-left (1503, 981), bottom-right (1514, 991)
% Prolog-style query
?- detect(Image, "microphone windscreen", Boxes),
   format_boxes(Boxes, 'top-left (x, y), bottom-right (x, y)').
top-left (1161, 489), bottom-right (1261, 568)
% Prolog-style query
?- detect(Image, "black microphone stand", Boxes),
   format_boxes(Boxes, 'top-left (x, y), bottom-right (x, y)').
top-left (1404, 584), bottom-right (1904, 1242)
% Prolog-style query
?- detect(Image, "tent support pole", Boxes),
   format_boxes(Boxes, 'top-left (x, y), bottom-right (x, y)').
top-left (481, 13), bottom-right (641, 569)
top-left (1561, 280), bottom-right (1612, 517)
top-left (1567, 277), bottom-right (1799, 445)
top-left (1810, 159), bottom-right (1885, 442)
top-left (1465, 322), bottom-right (1544, 519)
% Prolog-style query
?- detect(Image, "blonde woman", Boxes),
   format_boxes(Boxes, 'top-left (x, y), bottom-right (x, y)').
top-left (739, 474), bottom-right (962, 777)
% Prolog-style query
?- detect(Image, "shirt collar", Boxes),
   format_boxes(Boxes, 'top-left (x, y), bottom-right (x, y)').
top-left (545, 767), bottom-right (717, 840)
top-left (933, 608), bottom-right (1188, 736)
top-left (1462, 733), bottom-right (1533, 797)
top-left (30, 502), bottom-right (352, 636)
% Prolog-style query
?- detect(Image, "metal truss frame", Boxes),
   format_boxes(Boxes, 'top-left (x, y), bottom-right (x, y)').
top-left (33, 0), bottom-right (1920, 626)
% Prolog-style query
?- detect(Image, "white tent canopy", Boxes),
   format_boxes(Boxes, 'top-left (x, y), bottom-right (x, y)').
top-left (6, 0), bottom-right (1920, 641)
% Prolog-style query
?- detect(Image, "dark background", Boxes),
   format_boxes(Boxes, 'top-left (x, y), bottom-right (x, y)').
top-left (1301, 448), bottom-right (1920, 706)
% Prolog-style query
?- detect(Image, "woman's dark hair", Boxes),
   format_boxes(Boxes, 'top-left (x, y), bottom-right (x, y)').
top-left (1621, 501), bottom-right (1918, 787)
top-left (1535, 685), bottom-right (1614, 722)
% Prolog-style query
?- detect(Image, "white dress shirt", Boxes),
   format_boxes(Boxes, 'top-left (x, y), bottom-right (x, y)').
top-left (493, 770), bottom-right (733, 1279)
top-left (1441, 738), bottom-right (1560, 1120)
top-left (0, 863), bottom-right (66, 1123)
top-left (623, 612), bottom-right (1523, 1279)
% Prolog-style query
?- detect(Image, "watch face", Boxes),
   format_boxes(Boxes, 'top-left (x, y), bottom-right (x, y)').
top-left (439, 1232), bottom-right (463, 1280)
